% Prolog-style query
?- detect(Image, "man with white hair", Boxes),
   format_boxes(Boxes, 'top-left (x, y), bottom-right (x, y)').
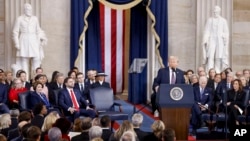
top-left (190, 76), bottom-right (212, 135)
top-left (131, 113), bottom-right (149, 141)
top-left (89, 126), bottom-right (103, 140)
top-left (202, 5), bottom-right (229, 73)
top-left (48, 127), bottom-right (62, 141)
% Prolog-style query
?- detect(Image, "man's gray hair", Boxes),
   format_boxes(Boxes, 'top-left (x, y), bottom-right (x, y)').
top-left (131, 113), bottom-right (143, 127)
top-left (48, 127), bottom-right (62, 141)
top-left (89, 126), bottom-right (103, 140)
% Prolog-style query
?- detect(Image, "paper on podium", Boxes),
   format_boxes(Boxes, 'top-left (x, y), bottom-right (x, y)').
top-left (128, 58), bottom-right (147, 73)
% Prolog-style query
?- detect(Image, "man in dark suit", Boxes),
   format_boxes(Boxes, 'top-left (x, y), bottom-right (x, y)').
top-left (100, 115), bottom-right (113, 141)
top-left (91, 72), bottom-right (111, 88)
top-left (132, 113), bottom-right (149, 141)
top-left (75, 72), bottom-right (89, 101)
top-left (154, 56), bottom-right (185, 92)
top-left (191, 76), bottom-right (212, 135)
top-left (18, 70), bottom-right (31, 90)
top-left (151, 56), bottom-right (185, 114)
top-left (0, 83), bottom-right (9, 114)
top-left (59, 77), bottom-right (96, 121)
top-left (48, 73), bottom-right (64, 106)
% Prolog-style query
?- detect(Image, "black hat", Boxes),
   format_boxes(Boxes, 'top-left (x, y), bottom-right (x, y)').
top-left (95, 72), bottom-right (107, 77)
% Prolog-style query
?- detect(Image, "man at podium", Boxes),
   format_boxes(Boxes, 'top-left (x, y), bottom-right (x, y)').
top-left (151, 56), bottom-right (185, 113)
top-left (154, 56), bottom-right (185, 92)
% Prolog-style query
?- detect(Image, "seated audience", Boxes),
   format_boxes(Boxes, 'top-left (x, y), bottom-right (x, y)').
top-left (109, 120), bottom-right (138, 141)
top-left (190, 76), bottom-right (212, 135)
top-left (41, 111), bottom-right (60, 141)
top-left (48, 127), bottom-right (62, 141)
top-left (161, 128), bottom-right (176, 141)
top-left (58, 77), bottom-right (96, 122)
top-left (227, 79), bottom-right (246, 128)
top-left (31, 103), bottom-right (47, 129)
top-left (119, 131), bottom-right (136, 141)
top-left (51, 117), bottom-right (71, 141)
top-left (131, 113), bottom-right (148, 141)
top-left (89, 126), bottom-right (103, 140)
top-left (0, 114), bottom-right (12, 137)
top-left (100, 115), bottom-right (113, 141)
top-left (68, 118), bottom-right (82, 139)
top-left (91, 72), bottom-right (111, 88)
top-left (26, 126), bottom-right (41, 141)
top-left (71, 117), bottom-right (92, 141)
top-left (144, 120), bottom-right (165, 141)
top-left (8, 78), bottom-right (27, 108)
top-left (7, 111), bottom-right (32, 141)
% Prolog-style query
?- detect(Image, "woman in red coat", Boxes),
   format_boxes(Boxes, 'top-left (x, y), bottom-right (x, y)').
top-left (8, 78), bottom-right (27, 108)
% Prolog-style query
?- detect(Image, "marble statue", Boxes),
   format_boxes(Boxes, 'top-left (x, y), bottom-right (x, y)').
top-left (12, 3), bottom-right (47, 78)
top-left (202, 5), bottom-right (229, 73)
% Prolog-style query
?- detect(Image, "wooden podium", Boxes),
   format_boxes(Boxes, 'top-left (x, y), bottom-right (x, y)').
top-left (157, 84), bottom-right (194, 140)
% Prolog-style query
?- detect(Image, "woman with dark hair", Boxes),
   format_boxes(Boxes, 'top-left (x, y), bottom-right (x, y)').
top-left (226, 79), bottom-right (246, 126)
top-left (31, 103), bottom-right (47, 129)
top-left (52, 117), bottom-right (72, 141)
top-left (68, 70), bottom-right (77, 81)
top-left (50, 71), bottom-right (59, 83)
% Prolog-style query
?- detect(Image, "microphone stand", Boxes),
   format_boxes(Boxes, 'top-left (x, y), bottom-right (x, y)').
top-left (222, 88), bottom-right (228, 140)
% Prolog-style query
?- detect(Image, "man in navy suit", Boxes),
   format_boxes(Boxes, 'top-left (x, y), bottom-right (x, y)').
top-left (74, 72), bottom-right (89, 101)
top-left (0, 83), bottom-right (10, 114)
top-left (59, 77), bottom-right (96, 121)
top-left (151, 56), bottom-right (185, 114)
top-left (191, 76), bottom-right (212, 135)
top-left (154, 56), bottom-right (185, 92)
top-left (91, 72), bottom-right (111, 88)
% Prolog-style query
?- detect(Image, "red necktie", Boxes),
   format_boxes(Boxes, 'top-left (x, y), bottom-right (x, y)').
top-left (70, 90), bottom-right (79, 110)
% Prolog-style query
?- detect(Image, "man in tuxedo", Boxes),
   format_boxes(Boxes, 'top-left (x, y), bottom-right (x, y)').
top-left (151, 56), bottom-right (185, 114)
top-left (59, 77), bottom-right (96, 121)
top-left (191, 76), bottom-right (212, 135)
top-left (91, 72), bottom-right (111, 88)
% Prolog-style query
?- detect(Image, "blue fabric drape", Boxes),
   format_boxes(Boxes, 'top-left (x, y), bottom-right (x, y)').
top-left (84, 2), bottom-right (102, 72)
top-left (128, 3), bottom-right (148, 104)
top-left (70, 0), bottom-right (86, 69)
top-left (70, 0), bottom-right (102, 72)
top-left (150, 0), bottom-right (168, 66)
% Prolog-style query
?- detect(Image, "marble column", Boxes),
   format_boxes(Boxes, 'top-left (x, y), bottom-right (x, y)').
top-left (0, 0), bottom-right (4, 68)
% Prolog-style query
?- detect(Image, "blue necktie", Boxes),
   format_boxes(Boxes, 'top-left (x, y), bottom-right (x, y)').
top-left (40, 93), bottom-right (50, 107)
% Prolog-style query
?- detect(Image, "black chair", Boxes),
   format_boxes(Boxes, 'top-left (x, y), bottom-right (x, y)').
top-left (18, 91), bottom-right (31, 111)
top-left (89, 87), bottom-right (128, 128)
top-left (237, 89), bottom-right (250, 123)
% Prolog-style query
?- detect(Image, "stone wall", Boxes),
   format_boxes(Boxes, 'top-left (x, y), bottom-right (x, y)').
top-left (232, 0), bottom-right (250, 71)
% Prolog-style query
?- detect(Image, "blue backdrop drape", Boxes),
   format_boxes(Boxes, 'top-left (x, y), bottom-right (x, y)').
top-left (128, 3), bottom-right (147, 104)
top-left (70, 0), bottom-right (168, 104)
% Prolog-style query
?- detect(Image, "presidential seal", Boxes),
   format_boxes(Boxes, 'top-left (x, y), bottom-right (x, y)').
top-left (170, 87), bottom-right (183, 101)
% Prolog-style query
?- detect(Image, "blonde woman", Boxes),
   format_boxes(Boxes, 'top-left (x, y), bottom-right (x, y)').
top-left (144, 120), bottom-right (165, 141)
top-left (41, 111), bottom-right (60, 141)
top-left (0, 114), bottom-right (12, 137)
top-left (119, 130), bottom-right (136, 141)
top-left (109, 120), bottom-right (138, 141)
